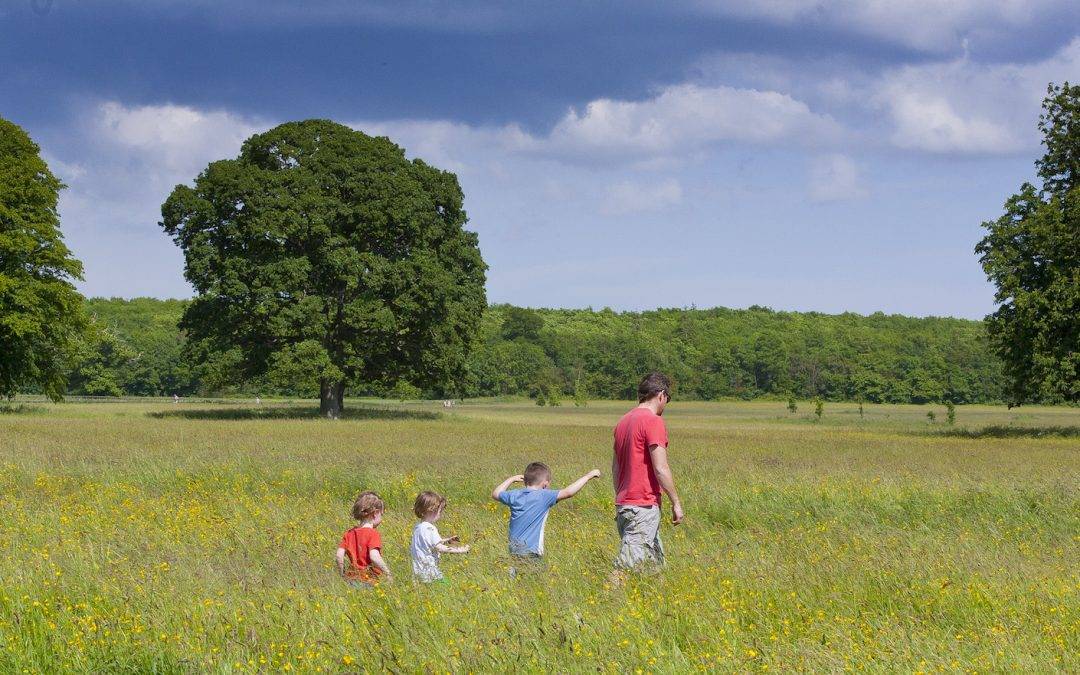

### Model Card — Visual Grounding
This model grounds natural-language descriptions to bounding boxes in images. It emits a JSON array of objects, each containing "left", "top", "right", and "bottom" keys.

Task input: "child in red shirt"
[{"left": 336, "top": 491, "right": 392, "bottom": 586}]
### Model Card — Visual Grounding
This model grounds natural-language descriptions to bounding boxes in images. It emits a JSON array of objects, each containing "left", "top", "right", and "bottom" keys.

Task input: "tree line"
[
  {"left": 4, "top": 83, "right": 1077, "bottom": 411},
  {"left": 64, "top": 298, "right": 1012, "bottom": 404}
]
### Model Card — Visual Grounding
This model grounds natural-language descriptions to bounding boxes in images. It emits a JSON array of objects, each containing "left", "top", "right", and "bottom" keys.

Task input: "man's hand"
[{"left": 671, "top": 500, "right": 685, "bottom": 525}]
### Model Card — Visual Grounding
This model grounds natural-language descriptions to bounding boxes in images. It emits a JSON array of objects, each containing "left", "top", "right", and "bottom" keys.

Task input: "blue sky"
[{"left": 3, "top": 1, "right": 1079, "bottom": 318}]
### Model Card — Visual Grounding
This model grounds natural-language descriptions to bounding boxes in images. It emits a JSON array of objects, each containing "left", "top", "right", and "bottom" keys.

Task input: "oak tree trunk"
[{"left": 320, "top": 379, "right": 345, "bottom": 419}]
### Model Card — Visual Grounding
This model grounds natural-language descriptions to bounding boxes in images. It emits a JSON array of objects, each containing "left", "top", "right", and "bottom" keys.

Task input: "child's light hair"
[
  {"left": 351, "top": 491, "right": 384, "bottom": 522},
  {"left": 413, "top": 491, "right": 447, "bottom": 518}
]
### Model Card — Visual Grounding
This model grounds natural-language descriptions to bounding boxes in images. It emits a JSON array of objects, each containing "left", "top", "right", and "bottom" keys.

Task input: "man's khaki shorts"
[{"left": 615, "top": 504, "right": 665, "bottom": 570}]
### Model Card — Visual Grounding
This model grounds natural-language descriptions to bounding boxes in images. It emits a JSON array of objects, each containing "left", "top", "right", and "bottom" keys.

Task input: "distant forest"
[{"left": 59, "top": 298, "right": 1012, "bottom": 404}]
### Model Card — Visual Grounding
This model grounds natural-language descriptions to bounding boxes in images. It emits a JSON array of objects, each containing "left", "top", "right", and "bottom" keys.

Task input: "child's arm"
[
  {"left": 369, "top": 548, "right": 392, "bottom": 581},
  {"left": 557, "top": 469, "right": 602, "bottom": 501},
  {"left": 335, "top": 547, "right": 347, "bottom": 576},
  {"left": 435, "top": 540, "right": 470, "bottom": 554},
  {"left": 490, "top": 474, "right": 524, "bottom": 501}
]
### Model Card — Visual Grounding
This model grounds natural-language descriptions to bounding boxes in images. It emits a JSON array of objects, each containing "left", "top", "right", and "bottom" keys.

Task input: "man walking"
[{"left": 612, "top": 372, "right": 683, "bottom": 572}]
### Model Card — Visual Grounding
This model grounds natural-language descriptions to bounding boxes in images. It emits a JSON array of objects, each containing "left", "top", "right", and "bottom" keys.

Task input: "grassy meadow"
[{"left": 1, "top": 398, "right": 1077, "bottom": 672}]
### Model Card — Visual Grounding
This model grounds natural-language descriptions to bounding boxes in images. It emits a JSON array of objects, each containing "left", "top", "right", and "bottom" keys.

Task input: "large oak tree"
[
  {"left": 0, "top": 117, "right": 88, "bottom": 401},
  {"left": 161, "top": 120, "right": 487, "bottom": 417}
]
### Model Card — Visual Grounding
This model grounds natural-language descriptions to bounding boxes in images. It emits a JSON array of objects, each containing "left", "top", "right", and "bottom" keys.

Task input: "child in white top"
[{"left": 410, "top": 491, "right": 469, "bottom": 583}]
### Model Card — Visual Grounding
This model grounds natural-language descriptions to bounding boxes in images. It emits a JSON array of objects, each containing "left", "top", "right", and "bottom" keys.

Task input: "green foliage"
[
  {"left": 0, "top": 117, "right": 89, "bottom": 401},
  {"left": 68, "top": 325, "right": 137, "bottom": 397},
  {"left": 82, "top": 298, "right": 195, "bottom": 395},
  {"left": 787, "top": 396, "right": 797, "bottom": 414},
  {"left": 926, "top": 410, "right": 936, "bottom": 424},
  {"left": 68, "top": 299, "right": 1012, "bottom": 404},
  {"left": 545, "top": 385, "right": 562, "bottom": 407},
  {"left": 945, "top": 401, "right": 956, "bottom": 426},
  {"left": 470, "top": 305, "right": 1004, "bottom": 404},
  {"left": 977, "top": 83, "right": 1080, "bottom": 405},
  {"left": 160, "top": 120, "right": 487, "bottom": 417},
  {"left": 391, "top": 380, "right": 422, "bottom": 402},
  {"left": 813, "top": 397, "right": 823, "bottom": 421},
  {"left": 573, "top": 378, "right": 589, "bottom": 407},
  {"left": 535, "top": 389, "right": 546, "bottom": 406},
  {"left": 500, "top": 306, "right": 544, "bottom": 342},
  {"left": 858, "top": 401, "right": 865, "bottom": 419},
  {"left": 1036, "top": 82, "right": 1080, "bottom": 199}
]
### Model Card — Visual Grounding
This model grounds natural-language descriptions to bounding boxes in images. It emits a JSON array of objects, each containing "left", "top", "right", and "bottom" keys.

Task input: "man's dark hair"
[
  {"left": 523, "top": 462, "right": 551, "bottom": 486},
  {"left": 637, "top": 372, "right": 672, "bottom": 403}
]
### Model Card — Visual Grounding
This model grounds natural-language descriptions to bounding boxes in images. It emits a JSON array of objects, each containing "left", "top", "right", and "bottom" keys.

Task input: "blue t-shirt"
[{"left": 498, "top": 488, "right": 560, "bottom": 556}]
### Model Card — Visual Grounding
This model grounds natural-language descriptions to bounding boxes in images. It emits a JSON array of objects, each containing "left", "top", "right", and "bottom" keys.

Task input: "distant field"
[{"left": 1, "top": 399, "right": 1077, "bottom": 672}]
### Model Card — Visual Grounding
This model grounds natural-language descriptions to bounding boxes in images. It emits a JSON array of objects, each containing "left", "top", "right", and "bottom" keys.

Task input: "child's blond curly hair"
[{"left": 351, "top": 491, "right": 384, "bottom": 522}]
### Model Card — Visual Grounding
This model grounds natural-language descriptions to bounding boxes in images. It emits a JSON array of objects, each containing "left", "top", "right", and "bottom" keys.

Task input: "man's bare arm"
[{"left": 648, "top": 444, "right": 684, "bottom": 524}]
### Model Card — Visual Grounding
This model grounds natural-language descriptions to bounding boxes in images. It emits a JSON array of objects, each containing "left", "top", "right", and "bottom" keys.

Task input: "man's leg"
[
  {"left": 650, "top": 527, "right": 665, "bottom": 566},
  {"left": 615, "top": 505, "right": 663, "bottom": 571}
]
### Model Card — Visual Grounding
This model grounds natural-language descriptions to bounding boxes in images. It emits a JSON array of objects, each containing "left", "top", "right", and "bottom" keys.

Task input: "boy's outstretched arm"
[
  {"left": 335, "top": 547, "right": 347, "bottom": 576},
  {"left": 557, "top": 469, "right": 602, "bottom": 501},
  {"left": 491, "top": 474, "right": 524, "bottom": 501}
]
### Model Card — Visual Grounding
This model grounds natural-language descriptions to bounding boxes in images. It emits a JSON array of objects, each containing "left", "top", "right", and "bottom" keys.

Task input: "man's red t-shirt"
[
  {"left": 613, "top": 407, "right": 669, "bottom": 507},
  {"left": 339, "top": 526, "right": 382, "bottom": 582}
]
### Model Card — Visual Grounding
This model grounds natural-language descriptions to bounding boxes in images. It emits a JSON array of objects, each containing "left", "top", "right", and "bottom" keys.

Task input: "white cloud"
[
  {"left": 808, "top": 154, "right": 865, "bottom": 202},
  {"left": 690, "top": 37, "right": 1080, "bottom": 156},
  {"left": 878, "top": 87, "right": 1019, "bottom": 154},
  {"left": 97, "top": 101, "right": 264, "bottom": 174},
  {"left": 545, "top": 84, "right": 842, "bottom": 160},
  {"left": 348, "top": 119, "right": 535, "bottom": 173},
  {"left": 696, "top": 0, "right": 1075, "bottom": 53},
  {"left": 599, "top": 178, "right": 683, "bottom": 216},
  {"left": 355, "top": 83, "right": 842, "bottom": 168},
  {"left": 873, "top": 37, "right": 1080, "bottom": 154},
  {"left": 45, "top": 102, "right": 270, "bottom": 297}
]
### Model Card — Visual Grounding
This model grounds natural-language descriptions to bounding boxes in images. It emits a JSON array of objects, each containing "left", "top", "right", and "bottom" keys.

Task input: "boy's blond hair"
[
  {"left": 413, "top": 491, "right": 447, "bottom": 518},
  {"left": 351, "top": 491, "right": 384, "bottom": 521}
]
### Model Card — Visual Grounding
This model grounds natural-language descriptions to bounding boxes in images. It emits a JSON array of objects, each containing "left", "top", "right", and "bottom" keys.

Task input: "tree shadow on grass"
[
  {"left": 934, "top": 425, "right": 1080, "bottom": 439},
  {"left": 147, "top": 405, "right": 441, "bottom": 422},
  {"left": 0, "top": 403, "right": 44, "bottom": 415}
]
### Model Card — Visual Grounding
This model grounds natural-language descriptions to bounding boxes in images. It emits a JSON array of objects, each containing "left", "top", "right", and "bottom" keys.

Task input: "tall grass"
[{"left": 0, "top": 400, "right": 1076, "bottom": 672}]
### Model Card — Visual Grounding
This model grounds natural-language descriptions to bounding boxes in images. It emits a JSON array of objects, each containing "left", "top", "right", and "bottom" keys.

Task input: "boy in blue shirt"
[{"left": 492, "top": 462, "right": 601, "bottom": 567}]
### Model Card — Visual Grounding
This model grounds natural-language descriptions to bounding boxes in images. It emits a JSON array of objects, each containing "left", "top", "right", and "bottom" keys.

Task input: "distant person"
[
  {"left": 172, "top": 394, "right": 179, "bottom": 403},
  {"left": 492, "top": 463, "right": 601, "bottom": 574},
  {"left": 410, "top": 491, "right": 469, "bottom": 584},
  {"left": 611, "top": 372, "right": 683, "bottom": 574},
  {"left": 336, "top": 491, "right": 391, "bottom": 587}
]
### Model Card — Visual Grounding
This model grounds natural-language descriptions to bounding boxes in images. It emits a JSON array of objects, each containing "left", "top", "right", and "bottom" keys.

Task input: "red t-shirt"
[
  {"left": 613, "top": 407, "right": 669, "bottom": 506},
  {"left": 339, "top": 526, "right": 382, "bottom": 582}
]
